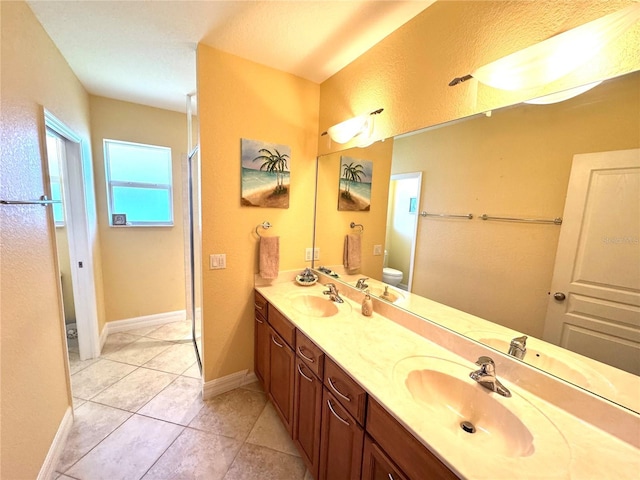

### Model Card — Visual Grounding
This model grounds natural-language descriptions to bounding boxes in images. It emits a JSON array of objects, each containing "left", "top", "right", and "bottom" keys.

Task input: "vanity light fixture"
[
  {"left": 322, "top": 108, "right": 384, "bottom": 145},
  {"left": 523, "top": 80, "right": 603, "bottom": 105},
  {"left": 449, "top": 4, "right": 640, "bottom": 92}
]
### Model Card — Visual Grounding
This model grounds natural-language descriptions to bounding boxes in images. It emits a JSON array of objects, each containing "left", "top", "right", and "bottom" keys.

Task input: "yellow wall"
[
  {"left": 318, "top": 0, "right": 640, "bottom": 154},
  {"left": 197, "top": 46, "right": 320, "bottom": 383},
  {"left": 89, "top": 96, "right": 187, "bottom": 322},
  {"left": 0, "top": 1, "right": 93, "bottom": 477},
  {"left": 392, "top": 72, "right": 640, "bottom": 337},
  {"left": 314, "top": 140, "right": 394, "bottom": 278}
]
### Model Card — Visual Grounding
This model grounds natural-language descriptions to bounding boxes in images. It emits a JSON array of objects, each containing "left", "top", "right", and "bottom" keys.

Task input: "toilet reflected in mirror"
[{"left": 382, "top": 250, "right": 403, "bottom": 287}]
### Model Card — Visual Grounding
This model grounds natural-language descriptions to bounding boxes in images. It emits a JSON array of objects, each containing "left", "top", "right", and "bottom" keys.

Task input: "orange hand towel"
[
  {"left": 343, "top": 234, "right": 361, "bottom": 272},
  {"left": 260, "top": 236, "right": 280, "bottom": 280}
]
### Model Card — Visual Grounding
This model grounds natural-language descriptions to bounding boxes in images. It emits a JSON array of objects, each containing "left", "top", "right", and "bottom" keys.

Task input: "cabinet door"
[
  {"left": 293, "top": 358, "right": 323, "bottom": 478},
  {"left": 362, "top": 435, "right": 408, "bottom": 480},
  {"left": 254, "top": 315, "right": 270, "bottom": 392},
  {"left": 319, "top": 389, "right": 364, "bottom": 480},
  {"left": 268, "top": 327, "right": 295, "bottom": 434}
]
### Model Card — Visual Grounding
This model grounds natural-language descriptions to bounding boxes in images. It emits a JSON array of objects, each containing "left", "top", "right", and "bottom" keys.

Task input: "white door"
[{"left": 543, "top": 149, "right": 640, "bottom": 375}]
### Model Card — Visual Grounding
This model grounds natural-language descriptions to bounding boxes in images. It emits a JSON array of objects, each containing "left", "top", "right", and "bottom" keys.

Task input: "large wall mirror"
[{"left": 313, "top": 70, "right": 640, "bottom": 413}]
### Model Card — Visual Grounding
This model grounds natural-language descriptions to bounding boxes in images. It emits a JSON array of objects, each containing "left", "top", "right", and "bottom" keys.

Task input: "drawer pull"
[
  {"left": 297, "top": 346, "right": 315, "bottom": 363},
  {"left": 254, "top": 303, "right": 264, "bottom": 310},
  {"left": 327, "top": 399, "right": 350, "bottom": 426},
  {"left": 388, "top": 474, "right": 395, "bottom": 480},
  {"left": 328, "top": 376, "right": 351, "bottom": 402},
  {"left": 256, "top": 317, "right": 264, "bottom": 324},
  {"left": 271, "top": 335, "right": 284, "bottom": 348},
  {"left": 297, "top": 363, "right": 314, "bottom": 382}
]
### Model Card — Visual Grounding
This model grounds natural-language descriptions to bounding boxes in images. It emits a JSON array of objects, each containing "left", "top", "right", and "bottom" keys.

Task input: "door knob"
[{"left": 553, "top": 292, "right": 566, "bottom": 301}]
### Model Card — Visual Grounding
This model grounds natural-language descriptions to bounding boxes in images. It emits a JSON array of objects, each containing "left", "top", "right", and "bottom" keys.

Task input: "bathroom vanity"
[{"left": 255, "top": 272, "right": 640, "bottom": 480}]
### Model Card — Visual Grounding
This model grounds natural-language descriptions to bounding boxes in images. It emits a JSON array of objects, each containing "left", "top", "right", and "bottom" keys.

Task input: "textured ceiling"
[{"left": 26, "top": 1, "right": 434, "bottom": 113}]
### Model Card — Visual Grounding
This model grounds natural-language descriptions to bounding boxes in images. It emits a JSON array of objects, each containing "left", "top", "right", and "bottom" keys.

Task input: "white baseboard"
[
  {"left": 202, "top": 370, "right": 258, "bottom": 400},
  {"left": 104, "top": 310, "right": 187, "bottom": 336},
  {"left": 38, "top": 406, "right": 73, "bottom": 480}
]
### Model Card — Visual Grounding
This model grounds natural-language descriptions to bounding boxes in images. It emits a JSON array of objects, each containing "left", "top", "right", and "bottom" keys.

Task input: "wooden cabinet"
[
  {"left": 268, "top": 327, "right": 295, "bottom": 434},
  {"left": 366, "top": 398, "right": 458, "bottom": 480},
  {"left": 254, "top": 292, "right": 270, "bottom": 391},
  {"left": 319, "top": 388, "right": 364, "bottom": 480},
  {"left": 324, "top": 356, "right": 367, "bottom": 425},
  {"left": 293, "top": 357, "right": 323, "bottom": 478},
  {"left": 254, "top": 290, "right": 457, "bottom": 480},
  {"left": 362, "top": 435, "right": 408, "bottom": 480}
]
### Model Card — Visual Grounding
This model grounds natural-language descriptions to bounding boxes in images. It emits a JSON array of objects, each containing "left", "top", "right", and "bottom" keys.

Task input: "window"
[
  {"left": 104, "top": 139, "right": 173, "bottom": 226},
  {"left": 45, "top": 129, "right": 65, "bottom": 226}
]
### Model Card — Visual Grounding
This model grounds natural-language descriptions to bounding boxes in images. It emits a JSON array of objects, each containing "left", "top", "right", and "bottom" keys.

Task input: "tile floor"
[{"left": 58, "top": 321, "right": 311, "bottom": 480}]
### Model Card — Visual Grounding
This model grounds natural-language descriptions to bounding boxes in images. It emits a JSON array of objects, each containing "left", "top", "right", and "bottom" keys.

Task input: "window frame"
[{"left": 103, "top": 139, "right": 174, "bottom": 227}]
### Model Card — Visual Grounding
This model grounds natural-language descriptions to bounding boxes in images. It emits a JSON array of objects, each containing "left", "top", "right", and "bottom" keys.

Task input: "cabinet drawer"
[
  {"left": 362, "top": 435, "right": 408, "bottom": 480},
  {"left": 254, "top": 291, "right": 268, "bottom": 322},
  {"left": 366, "top": 398, "right": 458, "bottom": 480},
  {"left": 268, "top": 303, "right": 296, "bottom": 348},
  {"left": 296, "top": 330, "right": 324, "bottom": 379},
  {"left": 324, "top": 357, "right": 367, "bottom": 425}
]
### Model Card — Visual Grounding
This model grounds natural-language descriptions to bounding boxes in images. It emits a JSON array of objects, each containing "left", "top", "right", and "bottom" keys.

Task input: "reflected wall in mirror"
[{"left": 313, "top": 71, "right": 640, "bottom": 413}]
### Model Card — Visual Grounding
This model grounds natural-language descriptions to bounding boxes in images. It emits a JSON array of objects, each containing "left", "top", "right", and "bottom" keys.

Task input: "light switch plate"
[
  {"left": 373, "top": 245, "right": 383, "bottom": 256},
  {"left": 209, "top": 254, "right": 226, "bottom": 269},
  {"left": 305, "top": 248, "right": 313, "bottom": 261},
  {"left": 314, "top": 248, "right": 320, "bottom": 260}
]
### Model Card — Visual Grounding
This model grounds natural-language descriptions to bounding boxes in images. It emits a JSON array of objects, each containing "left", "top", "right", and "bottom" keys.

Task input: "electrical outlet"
[
  {"left": 209, "top": 254, "right": 226, "bottom": 269},
  {"left": 313, "top": 247, "right": 320, "bottom": 260},
  {"left": 305, "top": 248, "right": 313, "bottom": 261},
  {"left": 373, "top": 245, "right": 383, "bottom": 256}
]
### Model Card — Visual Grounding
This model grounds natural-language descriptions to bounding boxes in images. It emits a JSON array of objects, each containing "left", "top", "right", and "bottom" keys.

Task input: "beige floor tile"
[
  {"left": 189, "top": 388, "right": 266, "bottom": 440},
  {"left": 72, "top": 397, "right": 86, "bottom": 409},
  {"left": 67, "top": 350, "right": 100, "bottom": 375},
  {"left": 138, "top": 376, "right": 204, "bottom": 425},
  {"left": 103, "top": 337, "right": 173, "bottom": 366},
  {"left": 65, "top": 414, "right": 183, "bottom": 480},
  {"left": 54, "top": 474, "right": 76, "bottom": 480},
  {"left": 125, "top": 324, "right": 166, "bottom": 336},
  {"left": 223, "top": 443, "right": 307, "bottom": 480},
  {"left": 182, "top": 362, "right": 201, "bottom": 379},
  {"left": 142, "top": 427, "right": 242, "bottom": 480},
  {"left": 145, "top": 320, "right": 192, "bottom": 342},
  {"left": 143, "top": 343, "right": 197, "bottom": 375},
  {"left": 241, "top": 380, "right": 264, "bottom": 393},
  {"left": 246, "top": 402, "right": 299, "bottom": 456},
  {"left": 57, "top": 402, "right": 132, "bottom": 472},
  {"left": 71, "top": 359, "right": 137, "bottom": 400},
  {"left": 91, "top": 367, "right": 176, "bottom": 412},
  {"left": 101, "top": 332, "right": 143, "bottom": 355}
]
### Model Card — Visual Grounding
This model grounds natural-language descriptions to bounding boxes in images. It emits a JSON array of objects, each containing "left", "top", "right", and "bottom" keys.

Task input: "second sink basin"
[
  {"left": 392, "top": 355, "right": 569, "bottom": 472},
  {"left": 289, "top": 293, "right": 351, "bottom": 317}
]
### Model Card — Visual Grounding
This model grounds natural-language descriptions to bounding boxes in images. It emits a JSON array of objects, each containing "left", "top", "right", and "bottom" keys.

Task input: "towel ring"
[
  {"left": 256, "top": 221, "right": 272, "bottom": 237},
  {"left": 350, "top": 222, "right": 364, "bottom": 233}
]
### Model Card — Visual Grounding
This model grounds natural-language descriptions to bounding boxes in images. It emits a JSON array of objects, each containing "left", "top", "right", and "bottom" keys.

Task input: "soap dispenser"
[{"left": 362, "top": 290, "right": 373, "bottom": 316}]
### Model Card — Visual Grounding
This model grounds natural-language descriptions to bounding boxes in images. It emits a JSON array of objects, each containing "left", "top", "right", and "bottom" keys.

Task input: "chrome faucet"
[
  {"left": 470, "top": 356, "right": 512, "bottom": 397},
  {"left": 355, "top": 277, "right": 369, "bottom": 290},
  {"left": 323, "top": 283, "right": 344, "bottom": 303},
  {"left": 508, "top": 335, "right": 528, "bottom": 360}
]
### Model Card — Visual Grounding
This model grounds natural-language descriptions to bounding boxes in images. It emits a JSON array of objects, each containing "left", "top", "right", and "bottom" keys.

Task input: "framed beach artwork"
[
  {"left": 338, "top": 156, "right": 372, "bottom": 211},
  {"left": 241, "top": 138, "right": 290, "bottom": 208}
]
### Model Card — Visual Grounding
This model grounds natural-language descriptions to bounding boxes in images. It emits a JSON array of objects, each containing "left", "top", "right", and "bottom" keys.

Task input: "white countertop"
[{"left": 256, "top": 274, "right": 640, "bottom": 479}]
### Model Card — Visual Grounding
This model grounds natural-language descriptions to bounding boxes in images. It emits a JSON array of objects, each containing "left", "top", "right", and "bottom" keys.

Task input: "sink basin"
[
  {"left": 392, "top": 355, "right": 569, "bottom": 471},
  {"left": 289, "top": 294, "right": 351, "bottom": 317},
  {"left": 368, "top": 286, "right": 405, "bottom": 303},
  {"left": 401, "top": 358, "right": 533, "bottom": 457}
]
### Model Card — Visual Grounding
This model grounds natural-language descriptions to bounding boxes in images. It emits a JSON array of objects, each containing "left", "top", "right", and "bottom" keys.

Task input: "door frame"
[
  {"left": 45, "top": 109, "right": 100, "bottom": 360},
  {"left": 389, "top": 171, "right": 422, "bottom": 291}
]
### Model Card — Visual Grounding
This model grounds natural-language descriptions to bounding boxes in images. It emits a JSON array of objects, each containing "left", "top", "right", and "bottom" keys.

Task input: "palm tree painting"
[
  {"left": 241, "top": 138, "right": 291, "bottom": 208},
  {"left": 338, "top": 156, "right": 372, "bottom": 211}
]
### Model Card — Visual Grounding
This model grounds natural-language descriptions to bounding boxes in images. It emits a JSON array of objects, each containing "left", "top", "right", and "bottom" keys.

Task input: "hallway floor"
[{"left": 57, "top": 321, "right": 311, "bottom": 480}]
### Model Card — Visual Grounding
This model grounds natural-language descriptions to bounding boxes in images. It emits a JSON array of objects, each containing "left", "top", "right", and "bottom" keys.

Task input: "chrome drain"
[{"left": 460, "top": 421, "right": 476, "bottom": 434}]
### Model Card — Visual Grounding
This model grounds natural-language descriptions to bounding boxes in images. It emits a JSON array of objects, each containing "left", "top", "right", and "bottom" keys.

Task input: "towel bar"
[
  {"left": 256, "top": 221, "right": 272, "bottom": 237},
  {"left": 350, "top": 222, "right": 364, "bottom": 232}
]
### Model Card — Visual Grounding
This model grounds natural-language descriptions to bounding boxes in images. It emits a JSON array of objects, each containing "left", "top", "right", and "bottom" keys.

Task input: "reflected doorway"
[{"left": 385, "top": 172, "right": 422, "bottom": 291}]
